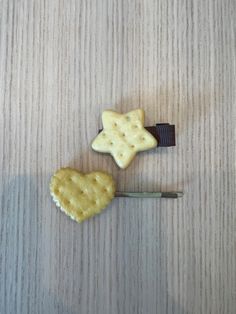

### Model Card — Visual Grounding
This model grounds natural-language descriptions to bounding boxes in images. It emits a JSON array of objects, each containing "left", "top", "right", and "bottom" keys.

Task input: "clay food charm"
[
  {"left": 91, "top": 109, "right": 157, "bottom": 169},
  {"left": 50, "top": 168, "right": 116, "bottom": 223}
]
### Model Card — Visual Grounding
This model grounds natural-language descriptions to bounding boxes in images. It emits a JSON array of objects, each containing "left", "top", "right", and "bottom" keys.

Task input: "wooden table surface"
[{"left": 1, "top": 1, "right": 235, "bottom": 313}]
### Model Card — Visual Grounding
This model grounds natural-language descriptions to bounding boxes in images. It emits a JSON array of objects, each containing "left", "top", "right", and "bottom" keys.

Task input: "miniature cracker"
[
  {"left": 50, "top": 168, "right": 116, "bottom": 223},
  {"left": 91, "top": 109, "right": 158, "bottom": 169}
]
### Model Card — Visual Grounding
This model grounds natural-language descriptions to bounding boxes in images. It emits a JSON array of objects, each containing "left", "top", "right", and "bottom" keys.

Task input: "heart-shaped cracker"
[{"left": 50, "top": 168, "right": 116, "bottom": 223}]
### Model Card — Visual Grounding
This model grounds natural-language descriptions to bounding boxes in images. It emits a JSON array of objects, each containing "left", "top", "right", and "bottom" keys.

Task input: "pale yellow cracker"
[
  {"left": 50, "top": 168, "right": 116, "bottom": 223},
  {"left": 91, "top": 109, "right": 158, "bottom": 169}
]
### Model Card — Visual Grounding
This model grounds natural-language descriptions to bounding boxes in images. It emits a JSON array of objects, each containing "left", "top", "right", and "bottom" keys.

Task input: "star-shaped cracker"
[{"left": 91, "top": 109, "right": 158, "bottom": 169}]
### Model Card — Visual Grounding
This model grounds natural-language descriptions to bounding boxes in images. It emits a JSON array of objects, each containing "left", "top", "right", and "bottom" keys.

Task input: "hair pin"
[{"left": 50, "top": 168, "right": 183, "bottom": 223}]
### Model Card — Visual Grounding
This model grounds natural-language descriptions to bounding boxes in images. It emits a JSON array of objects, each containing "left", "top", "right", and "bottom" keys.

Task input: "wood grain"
[{"left": 0, "top": 0, "right": 235, "bottom": 313}]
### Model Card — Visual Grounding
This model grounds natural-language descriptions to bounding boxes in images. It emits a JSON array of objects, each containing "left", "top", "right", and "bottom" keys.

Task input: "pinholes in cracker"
[
  {"left": 50, "top": 168, "right": 116, "bottom": 223},
  {"left": 91, "top": 109, "right": 157, "bottom": 169}
]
